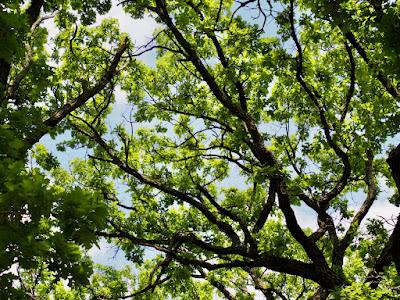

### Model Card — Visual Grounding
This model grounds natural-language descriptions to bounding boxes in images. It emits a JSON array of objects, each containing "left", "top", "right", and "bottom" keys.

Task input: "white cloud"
[{"left": 100, "top": 4, "right": 159, "bottom": 48}]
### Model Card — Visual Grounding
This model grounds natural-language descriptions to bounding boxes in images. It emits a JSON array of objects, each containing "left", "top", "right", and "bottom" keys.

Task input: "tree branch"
[
  {"left": 344, "top": 31, "right": 399, "bottom": 99},
  {"left": 26, "top": 38, "right": 129, "bottom": 145}
]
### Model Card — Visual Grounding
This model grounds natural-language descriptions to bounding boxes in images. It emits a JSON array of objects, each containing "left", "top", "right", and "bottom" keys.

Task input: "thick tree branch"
[
  {"left": 276, "top": 181, "right": 339, "bottom": 285},
  {"left": 97, "top": 219, "right": 340, "bottom": 288},
  {"left": 26, "top": 38, "right": 129, "bottom": 145},
  {"left": 253, "top": 180, "right": 275, "bottom": 233},
  {"left": 340, "top": 42, "right": 356, "bottom": 123}
]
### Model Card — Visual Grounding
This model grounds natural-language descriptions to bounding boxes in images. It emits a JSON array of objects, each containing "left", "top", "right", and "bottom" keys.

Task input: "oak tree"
[{"left": 1, "top": 0, "right": 400, "bottom": 299}]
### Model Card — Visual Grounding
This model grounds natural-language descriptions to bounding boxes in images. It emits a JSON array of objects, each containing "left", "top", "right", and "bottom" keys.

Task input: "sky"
[{"left": 38, "top": 0, "right": 400, "bottom": 296}]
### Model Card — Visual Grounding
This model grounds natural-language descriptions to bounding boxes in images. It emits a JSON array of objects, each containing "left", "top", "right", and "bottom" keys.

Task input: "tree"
[
  {"left": 0, "top": 0, "right": 129, "bottom": 298},
  {"left": 1, "top": 0, "right": 400, "bottom": 299}
]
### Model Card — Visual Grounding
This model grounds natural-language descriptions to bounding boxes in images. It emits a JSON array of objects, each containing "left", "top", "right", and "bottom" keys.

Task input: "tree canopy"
[{"left": 1, "top": 0, "right": 400, "bottom": 299}]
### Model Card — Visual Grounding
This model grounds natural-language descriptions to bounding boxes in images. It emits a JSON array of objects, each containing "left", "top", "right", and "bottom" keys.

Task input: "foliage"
[
  {"left": 0, "top": 0, "right": 128, "bottom": 298},
  {"left": 1, "top": 0, "right": 400, "bottom": 299}
]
